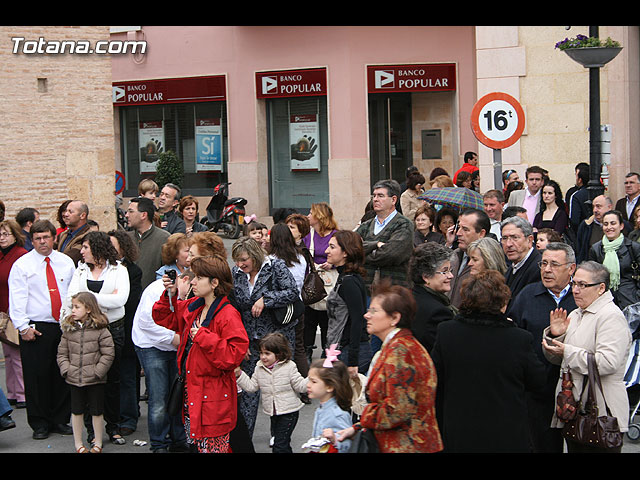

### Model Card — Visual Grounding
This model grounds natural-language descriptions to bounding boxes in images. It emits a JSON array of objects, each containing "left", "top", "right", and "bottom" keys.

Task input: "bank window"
[
  {"left": 266, "top": 96, "right": 329, "bottom": 213},
  {"left": 119, "top": 101, "right": 228, "bottom": 196}
]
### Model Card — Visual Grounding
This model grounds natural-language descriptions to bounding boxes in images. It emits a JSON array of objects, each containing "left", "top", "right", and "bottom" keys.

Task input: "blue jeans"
[
  {"left": 0, "top": 387, "right": 12, "bottom": 417},
  {"left": 270, "top": 410, "right": 299, "bottom": 453},
  {"left": 338, "top": 341, "right": 373, "bottom": 374},
  {"left": 135, "top": 347, "right": 186, "bottom": 451}
]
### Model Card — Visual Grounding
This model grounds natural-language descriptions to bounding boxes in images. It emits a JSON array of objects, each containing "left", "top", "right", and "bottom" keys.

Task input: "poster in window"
[
  {"left": 196, "top": 118, "right": 223, "bottom": 172},
  {"left": 289, "top": 114, "right": 320, "bottom": 171},
  {"left": 139, "top": 121, "right": 165, "bottom": 173}
]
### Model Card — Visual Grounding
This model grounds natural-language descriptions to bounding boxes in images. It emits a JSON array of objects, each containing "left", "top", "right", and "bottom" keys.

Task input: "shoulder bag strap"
[{"left": 587, "top": 352, "right": 614, "bottom": 416}]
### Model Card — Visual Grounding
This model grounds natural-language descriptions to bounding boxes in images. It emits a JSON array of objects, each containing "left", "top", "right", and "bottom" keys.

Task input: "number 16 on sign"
[{"left": 470, "top": 92, "right": 525, "bottom": 189}]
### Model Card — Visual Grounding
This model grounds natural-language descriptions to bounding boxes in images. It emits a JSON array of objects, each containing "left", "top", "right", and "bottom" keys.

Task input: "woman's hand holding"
[
  {"left": 190, "top": 317, "right": 201, "bottom": 340},
  {"left": 251, "top": 297, "right": 264, "bottom": 317},
  {"left": 549, "top": 308, "right": 570, "bottom": 337},
  {"left": 541, "top": 337, "right": 565, "bottom": 357},
  {"left": 162, "top": 274, "right": 178, "bottom": 297}
]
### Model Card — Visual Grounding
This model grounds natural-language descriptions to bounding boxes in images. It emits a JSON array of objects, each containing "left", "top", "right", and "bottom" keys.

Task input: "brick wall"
[{"left": 0, "top": 26, "right": 116, "bottom": 230}]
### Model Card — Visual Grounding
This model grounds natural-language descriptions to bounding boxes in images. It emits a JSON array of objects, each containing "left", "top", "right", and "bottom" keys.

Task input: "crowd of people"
[{"left": 0, "top": 156, "right": 639, "bottom": 454}]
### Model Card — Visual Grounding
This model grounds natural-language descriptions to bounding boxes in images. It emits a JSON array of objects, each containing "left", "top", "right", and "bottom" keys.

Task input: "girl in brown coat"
[{"left": 57, "top": 292, "right": 115, "bottom": 453}]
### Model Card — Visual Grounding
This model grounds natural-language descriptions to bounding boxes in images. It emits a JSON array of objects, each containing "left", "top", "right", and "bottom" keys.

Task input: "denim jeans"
[
  {"left": 135, "top": 346, "right": 186, "bottom": 451},
  {"left": 338, "top": 341, "right": 373, "bottom": 374},
  {"left": 270, "top": 410, "right": 299, "bottom": 453},
  {"left": 0, "top": 387, "right": 12, "bottom": 417}
]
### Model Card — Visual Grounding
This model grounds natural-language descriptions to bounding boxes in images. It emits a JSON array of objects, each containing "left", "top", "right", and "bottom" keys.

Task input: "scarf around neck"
[{"left": 602, "top": 234, "right": 624, "bottom": 290}]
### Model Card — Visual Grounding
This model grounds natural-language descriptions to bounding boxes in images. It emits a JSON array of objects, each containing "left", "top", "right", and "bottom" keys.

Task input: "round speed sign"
[{"left": 471, "top": 92, "right": 525, "bottom": 150}]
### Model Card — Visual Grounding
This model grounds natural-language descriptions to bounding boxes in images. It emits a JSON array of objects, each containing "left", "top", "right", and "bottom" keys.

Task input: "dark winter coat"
[
  {"left": 430, "top": 311, "right": 546, "bottom": 453},
  {"left": 411, "top": 284, "right": 456, "bottom": 353}
]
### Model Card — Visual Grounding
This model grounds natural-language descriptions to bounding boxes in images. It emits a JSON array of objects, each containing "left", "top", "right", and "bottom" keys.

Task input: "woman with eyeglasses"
[
  {"left": 408, "top": 242, "right": 457, "bottom": 353},
  {"left": 542, "top": 261, "right": 632, "bottom": 453},
  {"left": 588, "top": 209, "right": 640, "bottom": 310}
]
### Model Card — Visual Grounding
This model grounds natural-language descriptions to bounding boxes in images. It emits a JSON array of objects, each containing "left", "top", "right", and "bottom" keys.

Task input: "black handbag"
[
  {"left": 348, "top": 427, "right": 379, "bottom": 453},
  {"left": 271, "top": 297, "right": 305, "bottom": 326},
  {"left": 167, "top": 372, "right": 185, "bottom": 417},
  {"left": 301, "top": 260, "right": 328, "bottom": 306},
  {"left": 562, "top": 352, "right": 623, "bottom": 449}
]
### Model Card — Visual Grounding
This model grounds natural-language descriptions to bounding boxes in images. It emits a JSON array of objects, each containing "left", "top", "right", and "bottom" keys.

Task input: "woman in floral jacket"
[
  {"left": 231, "top": 237, "right": 299, "bottom": 437},
  {"left": 337, "top": 281, "right": 443, "bottom": 453}
]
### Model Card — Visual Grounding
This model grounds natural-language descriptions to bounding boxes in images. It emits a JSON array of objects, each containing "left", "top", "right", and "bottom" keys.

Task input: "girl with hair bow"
[{"left": 305, "top": 346, "right": 354, "bottom": 453}]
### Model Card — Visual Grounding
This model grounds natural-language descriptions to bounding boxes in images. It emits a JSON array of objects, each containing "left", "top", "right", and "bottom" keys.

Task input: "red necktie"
[{"left": 45, "top": 257, "right": 62, "bottom": 321}]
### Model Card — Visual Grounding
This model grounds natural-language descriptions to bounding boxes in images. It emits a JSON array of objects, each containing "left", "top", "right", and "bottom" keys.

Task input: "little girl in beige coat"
[
  {"left": 235, "top": 332, "right": 307, "bottom": 453},
  {"left": 57, "top": 292, "right": 114, "bottom": 453}
]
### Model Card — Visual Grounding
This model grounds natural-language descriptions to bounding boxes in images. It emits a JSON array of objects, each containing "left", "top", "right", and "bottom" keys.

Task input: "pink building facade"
[{"left": 110, "top": 26, "right": 480, "bottom": 228}]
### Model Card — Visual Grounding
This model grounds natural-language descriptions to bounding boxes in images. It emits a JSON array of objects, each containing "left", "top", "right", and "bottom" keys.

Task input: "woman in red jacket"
[{"left": 153, "top": 255, "right": 249, "bottom": 453}]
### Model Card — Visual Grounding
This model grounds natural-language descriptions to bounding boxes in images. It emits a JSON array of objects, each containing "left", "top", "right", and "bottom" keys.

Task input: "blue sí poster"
[{"left": 196, "top": 118, "right": 223, "bottom": 172}]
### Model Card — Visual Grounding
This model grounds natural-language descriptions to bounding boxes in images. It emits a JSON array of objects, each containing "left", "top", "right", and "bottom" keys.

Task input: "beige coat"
[
  {"left": 543, "top": 290, "right": 631, "bottom": 432},
  {"left": 57, "top": 317, "right": 115, "bottom": 387},
  {"left": 236, "top": 359, "right": 307, "bottom": 416},
  {"left": 400, "top": 188, "right": 423, "bottom": 222}
]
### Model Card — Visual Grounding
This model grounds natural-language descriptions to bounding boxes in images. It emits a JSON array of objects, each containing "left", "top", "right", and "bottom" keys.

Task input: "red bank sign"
[
  {"left": 367, "top": 64, "right": 456, "bottom": 93},
  {"left": 256, "top": 68, "right": 327, "bottom": 99},
  {"left": 112, "top": 75, "right": 226, "bottom": 106}
]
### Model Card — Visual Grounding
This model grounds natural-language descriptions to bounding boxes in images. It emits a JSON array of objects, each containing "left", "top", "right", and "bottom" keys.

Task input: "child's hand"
[
  {"left": 234, "top": 367, "right": 242, "bottom": 377},
  {"left": 321, "top": 428, "right": 336, "bottom": 445}
]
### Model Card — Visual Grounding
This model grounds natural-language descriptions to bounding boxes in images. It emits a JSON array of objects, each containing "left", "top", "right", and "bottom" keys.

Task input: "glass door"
[{"left": 368, "top": 93, "right": 412, "bottom": 187}]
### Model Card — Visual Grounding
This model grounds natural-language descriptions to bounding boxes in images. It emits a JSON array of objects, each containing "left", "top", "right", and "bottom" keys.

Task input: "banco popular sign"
[
  {"left": 367, "top": 64, "right": 456, "bottom": 93},
  {"left": 256, "top": 68, "right": 327, "bottom": 99}
]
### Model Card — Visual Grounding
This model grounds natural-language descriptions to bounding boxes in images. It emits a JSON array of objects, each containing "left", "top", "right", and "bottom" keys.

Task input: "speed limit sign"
[{"left": 471, "top": 92, "right": 525, "bottom": 150}]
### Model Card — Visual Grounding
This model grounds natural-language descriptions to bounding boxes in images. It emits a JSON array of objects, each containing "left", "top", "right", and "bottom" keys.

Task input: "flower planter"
[{"left": 564, "top": 46, "right": 622, "bottom": 68}]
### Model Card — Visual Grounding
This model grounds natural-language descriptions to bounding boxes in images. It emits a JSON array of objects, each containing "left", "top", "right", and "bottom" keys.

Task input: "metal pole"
[
  {"left": 587, "top": 25, "right": 605, "bottom": 204},
  {"left": 493, "top": 149, "right": 502, "bottom": 191}
]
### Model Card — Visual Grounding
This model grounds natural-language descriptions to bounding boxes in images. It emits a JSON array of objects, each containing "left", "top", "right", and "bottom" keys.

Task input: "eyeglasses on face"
[{"left": 569, "top": 281, "right": 601, "bottom": 290}]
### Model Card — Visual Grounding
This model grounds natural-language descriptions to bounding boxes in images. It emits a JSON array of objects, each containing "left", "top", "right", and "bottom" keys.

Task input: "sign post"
[{"left": 470, "top": 92, "right": 525, "bottom": 189}]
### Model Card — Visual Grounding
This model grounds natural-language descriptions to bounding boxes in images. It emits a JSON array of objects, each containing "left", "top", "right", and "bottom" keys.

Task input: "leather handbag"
[
  {"left": 556, "top": 367, "right": 578, "bottom": 422},
  {"left": 167, "top": 372, "right": 185, "bottom": 417},
  {"left": 562, "top": 352, "right": 623, "bottom": 449},
  {"left": 348, "top": 427, "right": 379, "bottom": 453},
  {"left": 301, "top": 258, "right": 327, "bottom": 306},
  {"left": 271, "top": 297, "right": 305, "bottom": 326}
]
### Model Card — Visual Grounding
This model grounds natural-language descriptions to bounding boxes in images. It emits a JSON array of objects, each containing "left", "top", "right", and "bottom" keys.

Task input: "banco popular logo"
[
  {"left": 112, "top": 86, "right": 126, "bottom": 103},
  {"left": 374, "top": 70, "right": 395, "bottom": 89},
  {"left": 262, "top": 76, "right": 278, "bottom": 95}
]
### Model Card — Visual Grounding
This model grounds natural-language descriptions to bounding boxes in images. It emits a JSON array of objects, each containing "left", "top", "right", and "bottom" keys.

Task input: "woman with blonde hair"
[
  {"left": 466, "top": 237, "right": 508, "bottom": 276},
  {"left": 155, "top": 233, "right": 191, "bottom": 281}
]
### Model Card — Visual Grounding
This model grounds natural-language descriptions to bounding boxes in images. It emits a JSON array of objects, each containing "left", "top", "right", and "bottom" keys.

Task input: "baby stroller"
[{"left": 622, "top": 302, "right": 640, "bottom": 441}]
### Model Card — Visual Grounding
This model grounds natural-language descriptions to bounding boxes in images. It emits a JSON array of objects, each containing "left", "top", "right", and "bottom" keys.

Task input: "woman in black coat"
[
  {"left": 588, "top": 209, "right": 640, "bottom": 310},
  {"left": 408, "top": 242, "right": 456, "bottom": 353},
  {"left": 430, "top": 270, "right": 546, "bottom": 453}
]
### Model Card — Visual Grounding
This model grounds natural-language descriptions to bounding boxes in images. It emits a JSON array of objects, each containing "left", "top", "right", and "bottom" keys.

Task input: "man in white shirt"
[
  {"left": 132, "top": 270, "right": 190, "bottom": 453},
  {"left": 8, "top": 220, "right": 76, "bottom": 440},
  {"left": 483, "top": 189, "right": 505, "bottom": 240},
  {"left": 615, "top": 172, "right": 640, "bottom": 223},
  {"left": 507, "top": 165, "right": 547, "bottom": 224}
]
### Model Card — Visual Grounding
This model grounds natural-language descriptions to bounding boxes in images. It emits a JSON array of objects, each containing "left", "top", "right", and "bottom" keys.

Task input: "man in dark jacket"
[
  {"left": 56, "top": 200, "right": 91, "bottom": 266},
  {"left": 508, "top": 242, "right": 577, "bottom": 453},
  {"left": 157, "top": 183, "right": 186, "bottom": 234},
  {"left": 356, "top": 179, "right": 414, "bottom": 289},
  {"left": 501, "top": 215, "right": 542, "bottom": 309}
]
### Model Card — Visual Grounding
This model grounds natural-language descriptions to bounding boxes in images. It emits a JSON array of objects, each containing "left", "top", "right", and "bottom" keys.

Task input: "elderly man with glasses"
[
  {"left": 508, "top": 242, "right": 578, "bottom": 453},
  {"left": 501, "top": 216, "right": 543, "bottom": 308}
]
